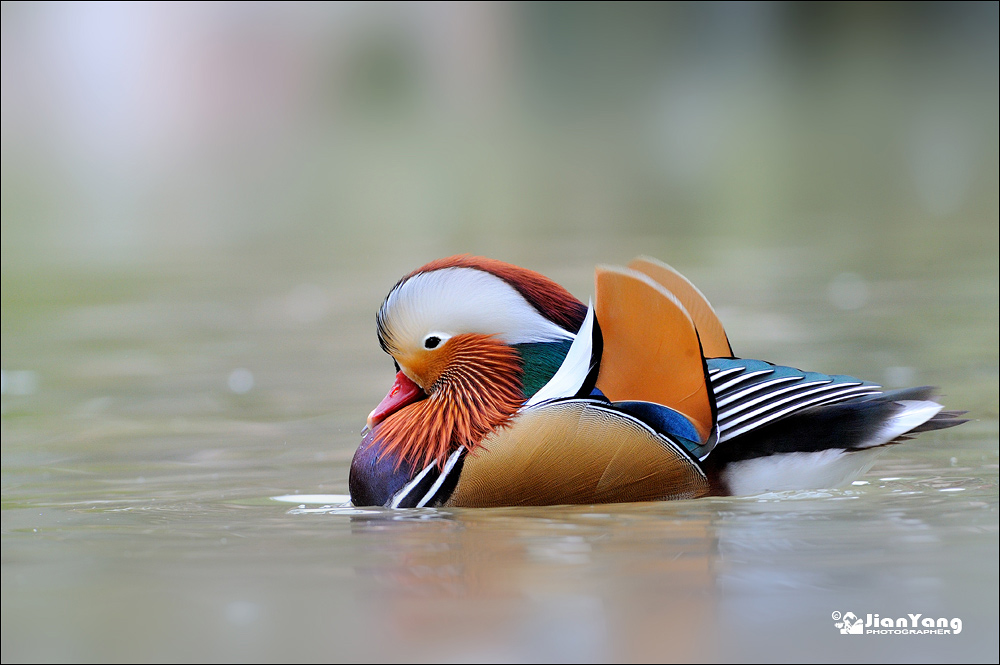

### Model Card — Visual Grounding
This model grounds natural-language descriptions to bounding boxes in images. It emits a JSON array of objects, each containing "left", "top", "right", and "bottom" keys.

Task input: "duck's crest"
[{"left": 403, "top": 255, "right": 588, "bottom": 334}]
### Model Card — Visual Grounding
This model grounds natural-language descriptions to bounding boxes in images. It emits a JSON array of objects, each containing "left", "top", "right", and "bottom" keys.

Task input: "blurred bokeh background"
[
  {"left": 3, "top": 2, "right": 997, "bottom": 272},
  {"left": 2, "top": 2, "right": 997, "bottom": 663}
]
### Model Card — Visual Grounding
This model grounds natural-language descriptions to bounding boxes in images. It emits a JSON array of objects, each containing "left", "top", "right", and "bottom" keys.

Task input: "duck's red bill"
[{"left": 367, "top": 371, "right": 425, "bottom": 427}]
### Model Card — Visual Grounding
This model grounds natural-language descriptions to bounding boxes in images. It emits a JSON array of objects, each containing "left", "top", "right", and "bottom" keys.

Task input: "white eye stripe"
[{"left": 379, "top": 268, "right": 574, "bottom": 351}]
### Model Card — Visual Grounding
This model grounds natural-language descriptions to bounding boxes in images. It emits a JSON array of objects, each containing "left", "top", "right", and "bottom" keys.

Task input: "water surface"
[{"left": 2, "top": 242, "right": 996, "bottom": 662}]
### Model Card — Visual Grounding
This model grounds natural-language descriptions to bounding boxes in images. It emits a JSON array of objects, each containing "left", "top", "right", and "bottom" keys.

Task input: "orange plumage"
[{"left": 375, "top": 334, "right": 525, "bottom": 470}]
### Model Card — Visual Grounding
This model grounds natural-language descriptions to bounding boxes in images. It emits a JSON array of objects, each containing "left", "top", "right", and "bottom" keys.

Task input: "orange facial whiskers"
[{"left": 376, "top": 335, "right": 524, "bottom": 470}]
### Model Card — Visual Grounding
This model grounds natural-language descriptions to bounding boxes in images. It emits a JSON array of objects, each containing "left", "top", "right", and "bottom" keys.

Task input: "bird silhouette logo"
[{"left": 834, "top": 611, "right": 864, "bottom": 634}]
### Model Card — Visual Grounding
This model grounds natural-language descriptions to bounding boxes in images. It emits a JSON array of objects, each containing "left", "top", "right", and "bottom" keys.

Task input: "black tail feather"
[
  {"left": 871, "top": 386, "right": 939, "bottom": 402},
  {"left": 704, "top": 389, "right": 966, "bottom": 469},
  {"left": 909, "top": 410, "right": 969, "bottom": 433}
]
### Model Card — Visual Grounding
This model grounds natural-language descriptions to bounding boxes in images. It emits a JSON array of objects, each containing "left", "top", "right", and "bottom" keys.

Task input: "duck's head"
[{"left": 363, "top": 255, "right": 588, "bottom": 471}]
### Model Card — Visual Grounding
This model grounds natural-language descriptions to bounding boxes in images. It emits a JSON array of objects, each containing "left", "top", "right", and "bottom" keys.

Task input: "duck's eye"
[{"left": 424, "top": 336, "right": 442, "bottom": 350}]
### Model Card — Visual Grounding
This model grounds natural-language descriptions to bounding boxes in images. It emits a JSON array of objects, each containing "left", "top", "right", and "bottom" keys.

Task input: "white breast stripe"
[
  {"left": 389, "top": 462, "right": 436, "bottom": 509},
  {"left": 415, "top": 449, "right": 464, "bottom": 508}
]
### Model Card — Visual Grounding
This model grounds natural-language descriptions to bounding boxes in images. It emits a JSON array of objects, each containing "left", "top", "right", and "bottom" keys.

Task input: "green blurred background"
[
  {"left": 3, "top": 0, "right": 996, "bottom": 422},
  {"left": 3, "top": 2, "right": 997, "bottom": 274}
]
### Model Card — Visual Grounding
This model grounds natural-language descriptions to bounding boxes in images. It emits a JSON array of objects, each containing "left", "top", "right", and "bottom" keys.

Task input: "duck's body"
[{"left": 349, "top": 256, "right": 965, "bottom": 508}]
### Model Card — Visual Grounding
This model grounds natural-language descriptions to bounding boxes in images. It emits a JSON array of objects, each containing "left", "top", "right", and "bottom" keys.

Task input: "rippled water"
[{"left": 2, "top": 241, "right": 997, "bottom": 662}]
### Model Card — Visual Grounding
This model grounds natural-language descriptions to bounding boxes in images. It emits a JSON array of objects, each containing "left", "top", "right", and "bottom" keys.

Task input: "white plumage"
[{"left": 379, "top": 267, "right": 574, "bottom": 352}]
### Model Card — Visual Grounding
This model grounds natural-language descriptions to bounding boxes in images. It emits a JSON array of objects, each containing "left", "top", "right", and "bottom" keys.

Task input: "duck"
[{"left": 349, "top": 255, "right": 965, "bottom": 508}]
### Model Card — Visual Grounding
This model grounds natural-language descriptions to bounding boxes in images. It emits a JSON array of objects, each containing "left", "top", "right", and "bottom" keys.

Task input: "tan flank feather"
[{"left": 446, "top": 401, "right": 709, "bottom": 507}]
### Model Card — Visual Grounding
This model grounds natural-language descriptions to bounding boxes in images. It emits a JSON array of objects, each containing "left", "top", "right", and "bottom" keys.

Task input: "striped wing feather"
[
  {"left": 445, "top": 401, "right": 709, "bottom": 507},
  {"left": 627, "top": 256, "right": 734, "bottom": 359},
  {"left": 593, "top": 266, "right": 715, "bottom": 442},
  {"left": 706, "top": 358, "right": 883, "bottom": 440}
]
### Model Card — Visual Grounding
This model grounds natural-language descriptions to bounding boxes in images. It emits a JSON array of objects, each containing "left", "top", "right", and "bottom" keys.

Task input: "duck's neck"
[{"left": 514, "top": 340, "right": 574, "bottom": 400}]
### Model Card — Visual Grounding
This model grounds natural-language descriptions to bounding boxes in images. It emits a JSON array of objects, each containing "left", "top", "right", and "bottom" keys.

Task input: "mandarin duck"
[{"left": 349, "top": 255, "right": 965, "bottom": 508}]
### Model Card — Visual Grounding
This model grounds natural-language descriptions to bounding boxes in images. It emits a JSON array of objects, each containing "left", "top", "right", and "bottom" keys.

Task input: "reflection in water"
[
  {"left": 344, "top": 505, "right": 716, "bottom": 662},
  {"left": 278, "top": 475, "right": 993, "bottom": 663}
]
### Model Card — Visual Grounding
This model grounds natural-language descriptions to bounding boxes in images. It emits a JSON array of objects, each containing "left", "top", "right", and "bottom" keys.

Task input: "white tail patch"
[
  {"left": 866, "top": 400, "right": 943, "bottom": 447},
  {"left": 723, "top": 449, "right": 883, "bottom": 496},
  {"left": 721, "top": 399, "right": 946, "bottom": 495}
]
